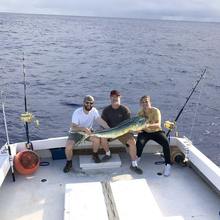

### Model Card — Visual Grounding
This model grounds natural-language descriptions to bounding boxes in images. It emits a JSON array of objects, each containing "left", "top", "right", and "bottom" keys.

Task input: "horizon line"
[{"left": 0, "top": 11, "right": 220, "bottom": 24}]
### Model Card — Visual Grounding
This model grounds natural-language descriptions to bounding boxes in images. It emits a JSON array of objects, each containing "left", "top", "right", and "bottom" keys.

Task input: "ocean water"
[{"left": 0, "top": 13, "right": 219, "bottom": 166}]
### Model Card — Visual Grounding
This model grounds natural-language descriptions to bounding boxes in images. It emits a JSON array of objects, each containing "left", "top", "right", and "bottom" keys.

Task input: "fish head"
[{"left": 131, "top": 116, "right": 147, "bottom": 131}]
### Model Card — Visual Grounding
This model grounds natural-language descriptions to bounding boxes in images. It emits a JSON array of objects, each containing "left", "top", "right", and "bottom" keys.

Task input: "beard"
[{"left": 84, "top": 105, "right": 93, "bottom": 111}]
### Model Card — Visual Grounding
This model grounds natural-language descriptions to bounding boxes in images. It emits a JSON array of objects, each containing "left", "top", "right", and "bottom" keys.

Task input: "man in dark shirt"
[{"left": 101, "top": 90, "right": 143, "bottom": 174}]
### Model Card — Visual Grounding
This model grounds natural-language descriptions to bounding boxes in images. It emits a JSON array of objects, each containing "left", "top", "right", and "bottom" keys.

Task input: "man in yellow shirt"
[{"left": 137, "top": 95, "right": 171, "bottom": 176}]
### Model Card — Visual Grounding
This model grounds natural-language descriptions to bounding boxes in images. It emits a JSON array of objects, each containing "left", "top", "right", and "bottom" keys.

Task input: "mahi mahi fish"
[{"left": 74, "top": 116, "right": 147, "bottom": 145}]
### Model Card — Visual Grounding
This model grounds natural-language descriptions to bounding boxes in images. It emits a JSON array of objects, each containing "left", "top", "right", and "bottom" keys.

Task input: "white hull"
[
  {"left": 1, "top": 136, "right": 219, "bottom": 192},
  {"left": 0, "top": 136, "right": 219, "bottom": 220}
]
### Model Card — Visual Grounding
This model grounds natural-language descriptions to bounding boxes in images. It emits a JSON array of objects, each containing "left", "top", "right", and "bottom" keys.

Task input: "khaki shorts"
[{"left": 112, "top": 133, "right": 134, "bottom": 146}]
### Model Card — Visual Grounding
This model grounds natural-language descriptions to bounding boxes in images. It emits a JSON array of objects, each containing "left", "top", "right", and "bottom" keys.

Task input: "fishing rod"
[
  {"left": 22, "top": 54, "right": 33, "bottom": 150},
  {"left": 1, "top": 91, "right": 16, "bottom": 182},
  {"left": 20, "top": 53, "right": 39, "bottom": 150},
  {"left": 165, "top": 68, "right": 207, "bottom": 137}
]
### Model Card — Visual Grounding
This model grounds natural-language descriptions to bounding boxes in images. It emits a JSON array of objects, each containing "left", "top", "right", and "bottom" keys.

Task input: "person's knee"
[
  {"left": 65, "top": 140, "right": 74, "bottom": 150},
  {"left": 65, "top": 146, "right": 73, "bottom": 153},
  {"left": 91, "top": 137, "right": 100, "bottom": 145},
  {"left": 127, "top": 138, "right": 136, "bottom": 148},
  {"left": 101, "top": 138, "right": 108, "bottom": 144},
  {"left": 137, "top": 137, "right": 145, "bottom": 147},
  {"left": 163, "top": 141, "right": 170, "bottom": 149}
]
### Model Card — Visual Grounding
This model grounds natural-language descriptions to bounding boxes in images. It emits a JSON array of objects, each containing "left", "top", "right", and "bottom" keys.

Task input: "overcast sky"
[{"left": 0, "top": 0, "right": 220, "bottom": 21}]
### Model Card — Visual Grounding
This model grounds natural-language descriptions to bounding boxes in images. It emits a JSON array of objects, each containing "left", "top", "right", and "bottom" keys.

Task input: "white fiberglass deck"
[{"left": 0, "top": 152, "right": 219, "bottom": 220}]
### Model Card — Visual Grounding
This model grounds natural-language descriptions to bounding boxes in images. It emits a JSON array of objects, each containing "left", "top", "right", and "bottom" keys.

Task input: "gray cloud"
[{"left": 0, "top": 0, "right": 220, "bottom": 21}]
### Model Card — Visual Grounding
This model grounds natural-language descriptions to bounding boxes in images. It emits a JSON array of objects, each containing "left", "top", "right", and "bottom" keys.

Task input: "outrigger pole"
[
  {"left": 22, "top": 53, "right": 33, "bottom": 150},
  {"left": 1, "top": 91, "right": 16, "bottom": 182},
  {"left": 166, "top": 68, "right": 207, "bottom": 137}
]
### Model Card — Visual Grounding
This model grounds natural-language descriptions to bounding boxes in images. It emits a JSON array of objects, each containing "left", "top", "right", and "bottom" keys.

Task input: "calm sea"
[{"left": 0, "top": 13, "right": 219, "bottom": 166}]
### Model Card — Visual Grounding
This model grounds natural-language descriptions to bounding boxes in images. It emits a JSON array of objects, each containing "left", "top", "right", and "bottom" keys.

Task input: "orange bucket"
[{"left": 14, "top": 150, "right": 40, "bottom": 175}]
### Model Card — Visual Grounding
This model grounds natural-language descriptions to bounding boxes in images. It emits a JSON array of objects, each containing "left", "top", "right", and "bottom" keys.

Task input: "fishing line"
[
  {"left": 189, "top": 76, "right": 205, "bottom": 140},
  {"left": 166, "top": 68, "right": 206, "bottom": 137}
]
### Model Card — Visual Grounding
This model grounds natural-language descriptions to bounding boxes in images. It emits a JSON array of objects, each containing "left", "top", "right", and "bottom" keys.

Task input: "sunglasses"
[
  {"left": 141, "top": 101, "right": 149, "bottom": 104},
  {"left": 85, "top": 101, "right": 94, "bottom": 105}
]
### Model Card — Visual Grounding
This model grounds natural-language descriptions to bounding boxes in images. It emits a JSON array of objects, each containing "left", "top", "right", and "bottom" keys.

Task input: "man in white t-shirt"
[{"left": 63, "top": 95, "right": 110, "bottom": 173}]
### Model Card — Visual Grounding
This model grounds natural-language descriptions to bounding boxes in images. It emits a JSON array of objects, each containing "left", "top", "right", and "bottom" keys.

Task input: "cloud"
[
  {"left": 0, "top": 0, "right": 220, "bottom": 21},
  {"left": 124, "top": 0, "right": 220, "bottom": 21}
]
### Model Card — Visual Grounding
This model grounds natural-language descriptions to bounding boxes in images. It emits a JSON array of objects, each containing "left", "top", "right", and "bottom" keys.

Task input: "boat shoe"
[
  {"left": 101, "top": 154, "right": 112, "bottom": 162},
  {"left": 130, "top": 165, "right": 143, "bottom": 175},
  {"left": 63, "top": 161, "right": 72, "bottom": 173},
  {"left": 92, "top": 152, "right": 101, "bottom": 163}
]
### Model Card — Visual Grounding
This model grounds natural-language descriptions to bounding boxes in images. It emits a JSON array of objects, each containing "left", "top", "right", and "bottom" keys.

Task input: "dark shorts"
[{"left": 67, "top": 132, "right": 86, "bottom": 144}]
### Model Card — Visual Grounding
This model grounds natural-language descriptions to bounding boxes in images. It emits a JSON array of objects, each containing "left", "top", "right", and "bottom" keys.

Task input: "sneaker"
[
  {"left": 164, "top": 164, "right": 171, "bottom": 177},
  {"left": 101, "top": 154, "right": 112, "bottom": 162},
  {"left": 63, "top": 161, "right": 72, "bottom": 173},
  {"left": 92, "top": 152, "right": 101, "bottom": 163},
  {"left": 130, "top": 165, "right": 143, "bottom": 175}
]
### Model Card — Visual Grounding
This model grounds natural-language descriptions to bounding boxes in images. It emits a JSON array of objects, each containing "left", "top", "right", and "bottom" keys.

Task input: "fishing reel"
[
  {"left": 20, "top": 112, "right": 39, "bottom": 127},
  {"left": 164, "top": 121, "right": 179, "bottom": 137},
  {"left": 164, "top": 121, "right": 175, "bottom": 130},
  {"left": 170, "top": 146, "right": 187, "bottom": 166}
]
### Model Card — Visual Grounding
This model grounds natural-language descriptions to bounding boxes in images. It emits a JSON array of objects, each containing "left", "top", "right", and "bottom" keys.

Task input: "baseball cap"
[
  {"left": 83, "top": 95, "right": 95, "bottom": 103},
  {"left": 110, "top": 90, "right": 120, "bottom": 97}
]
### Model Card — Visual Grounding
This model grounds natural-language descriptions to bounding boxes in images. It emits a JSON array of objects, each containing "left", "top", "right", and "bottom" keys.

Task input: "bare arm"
[
  {"left": 145, "top": 121, "right": 161, "bottom": 130},
  {"left": 70, "top": 123, "right": 91, "bottom": 135},
  {"left": 95, "top": 117, "right": 110, "bottom": 129}
]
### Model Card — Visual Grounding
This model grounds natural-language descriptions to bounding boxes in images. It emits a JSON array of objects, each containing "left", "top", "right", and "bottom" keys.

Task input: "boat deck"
[{"left": 0, "top": 152, "right": 219, "bottom": 220}]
